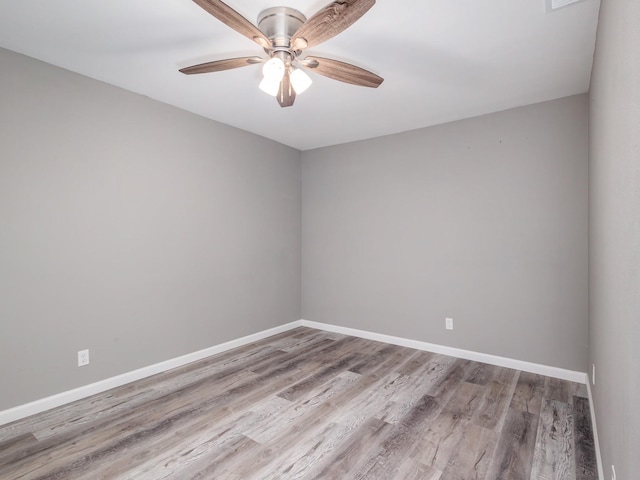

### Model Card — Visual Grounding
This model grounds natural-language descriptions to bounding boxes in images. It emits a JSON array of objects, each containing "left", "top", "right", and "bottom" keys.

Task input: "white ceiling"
[{"left": 0, "top": 0, "right": 600, "bottom": 151}]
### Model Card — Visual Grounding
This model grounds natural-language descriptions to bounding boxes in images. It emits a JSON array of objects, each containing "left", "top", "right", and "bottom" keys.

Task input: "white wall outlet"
[
  {"left": 78, "top": 349, "right": 90, "bottom": 367},
  {"left": 445, "top": 317, "right": 454, "bottom": 330},
  {"left": 611, "top": 465, "right": 616, "bottom": 480},
  {"left": 592, "top": 363, "right": 596, "bottom": 385}
]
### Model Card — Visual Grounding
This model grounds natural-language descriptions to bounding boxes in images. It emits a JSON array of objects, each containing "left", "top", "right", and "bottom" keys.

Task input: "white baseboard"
[
  {"left": 586, "top": 378, "right": 604, "bottom": 480},
  {"left": 0, "top": 318, "right": 589, "bottom": 427},
  {"left": 0, "top": 321, "right": 301, "bottom": 426},
  {"left": 299, "top": 319, "right": 588, "bottom": 384}
]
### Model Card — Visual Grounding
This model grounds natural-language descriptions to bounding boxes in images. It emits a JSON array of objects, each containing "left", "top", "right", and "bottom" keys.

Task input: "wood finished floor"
[{"left": 0, "top": 328, "right": 597, "bottom": 480}]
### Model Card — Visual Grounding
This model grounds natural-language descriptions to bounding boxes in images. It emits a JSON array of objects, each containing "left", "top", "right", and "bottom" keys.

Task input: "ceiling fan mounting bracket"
[{"left": 257, "top": 7, "right": 307, "bottom": 49}]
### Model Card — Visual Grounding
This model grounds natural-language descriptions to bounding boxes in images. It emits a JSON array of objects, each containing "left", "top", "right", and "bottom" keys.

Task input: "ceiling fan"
[{"left": 179, "top": 0, "right": 384, "bottom": 107}]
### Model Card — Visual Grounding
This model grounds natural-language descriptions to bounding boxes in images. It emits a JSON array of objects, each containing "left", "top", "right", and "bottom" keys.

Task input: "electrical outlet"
[
  {"left": 445, "top": 317, "right": 453, "bottom": 330},
  {"left": 611, "top": 465, "right": 616, "bottom": 480},
  {"left": 592, "top": 364, "right": 596, "bottom": 385},
  {"left": 78, "top": 349, "right": 90, "bottom": 367}
]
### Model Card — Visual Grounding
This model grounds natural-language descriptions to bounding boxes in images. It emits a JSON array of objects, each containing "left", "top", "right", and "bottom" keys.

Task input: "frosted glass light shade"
[
  {"left": 259, "top": 77, "right": 281, "bottom": 96},
  {"left": 262, "top": 58, "right": 285, "bottom": 81},
  {"left": 259, "top": 57, "right": 285, "bottom": 97},
  {"left": 290, "top": 68, "right": 312, "bottom": 94}
]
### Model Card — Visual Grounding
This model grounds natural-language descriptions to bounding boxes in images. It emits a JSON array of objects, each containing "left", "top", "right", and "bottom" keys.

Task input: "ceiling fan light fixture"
[
  {"left": 259, "top": 76, "right": 281, "bottom": 96},
  {"left": 180, "top": 0, "right": 383, "bottom": 108},
  {"left": 259, "top": 57, "right": 286, "bottom": 96},
  {"left": 290, "top": 67, "right": 312, "bottom": 94},
  {"left": 262, "top": 57, "right": 285, "bottom": 81}
]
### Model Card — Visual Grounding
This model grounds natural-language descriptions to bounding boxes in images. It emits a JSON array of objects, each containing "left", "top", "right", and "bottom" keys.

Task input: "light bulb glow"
[
  {"left": 290, "top": 67, "right": 312, "bottom": 94},
  {"left": 259, "top": 57, "right": 286, "bottom": 97},
  {"left": 262, "top": 58, "right": 285, "bottom": 81},
  {"left": 259, "top": 76, "right": 281, "bottom": 96}
]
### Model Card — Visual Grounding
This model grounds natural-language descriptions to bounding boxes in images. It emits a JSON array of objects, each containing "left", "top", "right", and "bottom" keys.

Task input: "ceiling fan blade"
[
  {"left": 192, "top": 0, "right": 271, "bottom": 48},
  {"left": 290, "top": 0, "right": 375, "bottom": 51},
  {"left": 180, "top": 56, "right": 263, "bottom": 75},
  {"left": 302, "top": 56, "right": 383, "bottom": 88},
  {"left": 276, "top": 71, "right": 296, "bottom": 107}
]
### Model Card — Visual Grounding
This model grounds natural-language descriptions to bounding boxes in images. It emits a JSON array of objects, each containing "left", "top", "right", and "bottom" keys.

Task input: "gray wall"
[
  {"left": 0, "top": 43, "right": 595, "bottom": 421},
  {"left": 589, "top": 0, "right": 640, "bottom": 477},
  {"left": 0, "top": 48, "right": 301, "bottom": 411},
  {"left": 302, "top": 95, "right": 589, "bottom": 372}
]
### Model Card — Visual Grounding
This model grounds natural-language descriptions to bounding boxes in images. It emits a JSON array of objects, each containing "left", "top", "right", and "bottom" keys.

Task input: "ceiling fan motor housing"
[{"left": 257, "top": 7, "right": 306, "bottom": 48}]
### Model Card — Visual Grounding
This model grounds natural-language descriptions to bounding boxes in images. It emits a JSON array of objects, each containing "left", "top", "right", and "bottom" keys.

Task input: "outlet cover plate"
[{"left": 78, "top": 349, "right": 89, "bottom": 367}]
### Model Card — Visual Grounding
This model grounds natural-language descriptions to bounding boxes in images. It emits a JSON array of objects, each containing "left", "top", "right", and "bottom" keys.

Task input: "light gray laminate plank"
[
  {"left": 230, "top": 343, "right": 424, "bottom": 479},
  {"left": 0, "top": 433, "right": 38, "bottom": 466},
  {"left": 327, "top": 349, "right": 434, "bottom": 434},
  {"left": 484, "top": 408, "right": 539, "bottom": 480},
  {"left": 409, "top": 408, "right": 468, "bottom": 471},
  {"left": 165, "top": 434, "right": 260, "bottom": 480},
  {"left": 394, "top": 350, "right": 436, "bottom": 377},
  {"left": 392, "top": 461, "right": 442, "bottom": 480},
  {"left": 122, "top": 415, "right": 264, "bottom": 480},
  {"left": 544, "top": 377, "right": 574, "bottom": 403},
  {"left": 510, "top": 371, "right": 546, "bottom": 415},
  {"left": 266, "top": 327, "right": 329, "bottom": 351},
  {"left": 243, "top": 370, "right": 362, "bottom": 444},
  {"left": 353, "top": 395, "right": 442, "bottom": 479},
  {"left": 244, "top": 351, "right": 421, "bottom": 478},
  {"left": 2, "top": 335, "right": 339, "bottom": 480},
  {"left": 0, "top": 368, "right": 260, "bottom": 480},
  {"left": 372, "top": 345, "right": 425, "bottom": 376},
  {"left": 405, "top": 362, "right": 486, "bottom": 472},
  {"left": 85, "top": 353, "right": 336, "bottom": 480},
  {"left": 471, "top": 367, "right": 520, "bottom": 431},
  {"left": 530, "top": 399, "right": 576, "bottom": 480},
  {"left": 0, "top": 328, "right": 597, "bottom": 480},
  {"left": 407, "top": 370, "right": 486, "bottom": 472},
  {"left": 574, "top": 382, "right": 588, "bottom": 399},
  {"left": 347, "top": 343, "right": 415, "bottom": 376},
  {"left": 374, "top": 353, "right": 457, "bottom": 424},
  {"left": 330, "top": 348, "right": 424, "bottom": 429},
  {"left": 0, "top": 342, "right": 281, "bottom": 443},
  {"left": 439, "top": 422, "right": 498, "bottom": 480},
  {"left": 276, "top": 351, "right": 368, "bottom": 401},
  {"left": 134, "top": 358, "right": 358, "bottom": 480},
  {"left": 303, "top": 417, "right": 396, "bottom": 480},
  {"left": 248, "top": 333, "right": 373, "bottom": 378},
  {"left": 427, "top": 358, "right": 474, "bottom": 399},
  {"left": 573, "top": 396, "right": 597, "bottom": 480},
  {"left": 466, "top": 362, "right": 497, "bottom": 386},
  {"left": 440, "top": 381, "right": 486, "bottom": 421},
  {"left": 251, "top": 421, "right": 358, "bottom": 479}
]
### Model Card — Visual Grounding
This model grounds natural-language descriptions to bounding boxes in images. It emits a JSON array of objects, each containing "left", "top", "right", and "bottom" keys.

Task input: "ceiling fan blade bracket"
[
  {"left": 291, "top": 38, "right": 308, "bottom": 52},
  {"left": 253, "top": 36, "right": 271, "bottom": 49},
  {"left": 299, "top": 58, "right": 320, "bottom": 69}
]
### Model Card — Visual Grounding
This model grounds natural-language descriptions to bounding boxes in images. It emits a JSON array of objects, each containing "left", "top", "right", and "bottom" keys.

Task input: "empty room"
[{"left": 0, "top": 0, "right": 638, "bottom": 478}]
